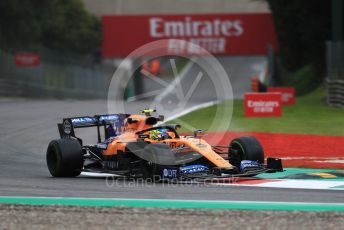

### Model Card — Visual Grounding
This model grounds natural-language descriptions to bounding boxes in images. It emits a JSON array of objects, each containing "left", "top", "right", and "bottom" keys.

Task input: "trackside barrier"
[
  {"left": 244, "top": 93, "right": 282, "bottom": 117},
  {"left": 326, "top": 79, "right": 344, "bottom": 108},
  {"left": 326, "top": 41, "right": 344, "bottom": 108},
  {"left": 0, "top": 78, "right": 106, "bottom": 99},
  {"left": 0, "top": 49, "right": 107, "bottom": 99}
]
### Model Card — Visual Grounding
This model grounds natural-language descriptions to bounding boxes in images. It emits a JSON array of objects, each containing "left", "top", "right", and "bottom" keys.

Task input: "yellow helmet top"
[{"left": 140, "top": 109, "right": 156, "bottom": 116}]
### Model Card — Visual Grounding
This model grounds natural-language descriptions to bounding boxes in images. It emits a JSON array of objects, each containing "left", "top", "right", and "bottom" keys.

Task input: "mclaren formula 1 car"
[{"left": 46, "top": 109, "right": 282, "bottom": 180}]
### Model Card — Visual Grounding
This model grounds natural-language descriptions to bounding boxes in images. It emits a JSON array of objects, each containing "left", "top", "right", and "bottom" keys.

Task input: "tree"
[
  {"left": 266, "top": 0, "right": 331, "bottom": 72},
  {"left": 0, "top": 0, "right": 101, "bottom": 54}
]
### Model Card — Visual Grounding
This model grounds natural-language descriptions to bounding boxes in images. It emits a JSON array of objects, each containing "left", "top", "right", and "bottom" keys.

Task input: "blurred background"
[
  {"left": 0, "top": 0, "right": 344, "bottom": 124},
  {"left": 0, "top": 0, "right": 341, "bottom": 104}
]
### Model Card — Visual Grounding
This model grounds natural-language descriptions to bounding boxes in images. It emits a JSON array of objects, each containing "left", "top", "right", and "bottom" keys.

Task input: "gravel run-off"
[{"left": 1, "top": 204, "right": 344, "bottom": 230}]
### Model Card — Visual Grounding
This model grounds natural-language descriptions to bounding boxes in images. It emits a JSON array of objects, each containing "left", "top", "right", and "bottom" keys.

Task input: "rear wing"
[{"left": 58, "top": 114, "right": 130, "bottom": 143}]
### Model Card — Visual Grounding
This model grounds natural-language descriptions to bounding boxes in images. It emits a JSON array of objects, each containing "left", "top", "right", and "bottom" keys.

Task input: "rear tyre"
[
  {"left": 46, "top": 139, "right": 83, "bottom": 177},
  {"left": 229, "top": 136, "right": 264, "bottom": 167}
]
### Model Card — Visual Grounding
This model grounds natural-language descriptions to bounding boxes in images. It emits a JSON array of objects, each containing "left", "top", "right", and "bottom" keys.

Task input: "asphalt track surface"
[{"left": 0, "top": 99, "right": 344, "bottom": 203}]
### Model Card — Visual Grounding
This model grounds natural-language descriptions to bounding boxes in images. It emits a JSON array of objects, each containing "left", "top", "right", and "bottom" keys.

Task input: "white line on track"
[
  {"left": 281, "top": 157, "right": 344, "bottom": 160},
  {"left": 215, "top": 179, "right": 344, "bottom": 190},
  {"left": 80, "top": 172, "right": 344, "bottom": 190},
  {"left": 315, "top": 160, "right": 344, "bottom": 163}
]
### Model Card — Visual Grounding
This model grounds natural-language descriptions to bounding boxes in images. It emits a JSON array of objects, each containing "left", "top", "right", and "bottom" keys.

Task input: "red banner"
[
  {"left": 267, "top": 87, "right": 295, "bottom": 105},
  {"left": 244, "top": 93, "right": 282, "bottom": 117},
  {"left": 102, "top": 13, "right": 278, "bottom": 57},
  {"left": 15, "top": 53, "right": 40, "bottom": 67}
]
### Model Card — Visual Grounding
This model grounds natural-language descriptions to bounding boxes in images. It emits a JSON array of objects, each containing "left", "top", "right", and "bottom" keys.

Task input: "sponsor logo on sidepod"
[
  {"left": 180, "top": 165, "right": 209, "bottom": 174},
  {"left": 162, "top": 168, "right": 179, "bottom": 179}
]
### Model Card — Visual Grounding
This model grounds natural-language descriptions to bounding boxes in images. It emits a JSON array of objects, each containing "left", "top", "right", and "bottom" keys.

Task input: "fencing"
[
  {"left": 326, "top": 41, "right": 344, "bottom": 107},
  {"left": 0, "top": 49, "right": 108, "bottom": 99}
]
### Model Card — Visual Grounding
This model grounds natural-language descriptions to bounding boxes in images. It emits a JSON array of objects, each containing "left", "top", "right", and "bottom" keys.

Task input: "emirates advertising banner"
[
  {"left": 244, "top": 93, "right": 282, "bottom": 117},
  {"left": 267, "top": 87, "right": 296, "bottom": 105},
  {"left": 102, "top": 13, "right": 278, "bottom": 57},
  {"left": 15, "top": 53, "right": 40, "bottom": 67}
]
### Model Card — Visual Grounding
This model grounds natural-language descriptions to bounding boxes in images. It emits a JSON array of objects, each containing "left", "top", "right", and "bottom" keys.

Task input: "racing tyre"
[
  {"left": 229, "top": 136, "right": 264, "bottom": 167},
  {"left": 46, "top": 138, "right": 83, "bottom": 177}
]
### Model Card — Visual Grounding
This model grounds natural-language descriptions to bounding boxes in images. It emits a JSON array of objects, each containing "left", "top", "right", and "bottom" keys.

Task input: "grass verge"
[{"left": 174, "top": 87, "right": 344, "bottom": 136}]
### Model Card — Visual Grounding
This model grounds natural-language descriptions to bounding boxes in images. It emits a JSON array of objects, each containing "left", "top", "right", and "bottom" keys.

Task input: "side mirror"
[
  {"left": 127, "top": 118, "right": 138, "bottom": 124},
  {"left": 194, "top": 129, "right": 204, "bottom": 138}
]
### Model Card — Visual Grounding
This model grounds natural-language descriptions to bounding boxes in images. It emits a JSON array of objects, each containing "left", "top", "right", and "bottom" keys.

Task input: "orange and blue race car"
[{"left": 46, "top": 109, "right": 283, "bottom": 180}]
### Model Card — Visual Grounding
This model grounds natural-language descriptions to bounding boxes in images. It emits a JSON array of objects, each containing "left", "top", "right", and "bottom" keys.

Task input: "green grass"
[
  {"left": 173, "top": 87, "right": 344, "bottom": 136},
  {"left": 283, "top": 64, "right": 321, "bottom": 96}
]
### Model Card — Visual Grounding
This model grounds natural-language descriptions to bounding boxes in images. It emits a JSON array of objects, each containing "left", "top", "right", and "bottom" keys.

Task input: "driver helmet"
[{"left": 149, "top": 129, "right": 169, "bottom": 140}]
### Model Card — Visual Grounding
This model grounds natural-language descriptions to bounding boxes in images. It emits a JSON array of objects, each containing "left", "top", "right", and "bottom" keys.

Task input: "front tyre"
[
  {"left": 46, "top": 139, "right": 83, "bottom": 177},
  {"left": 229, "top": 136, "right": 264, "bottom": 167}
]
